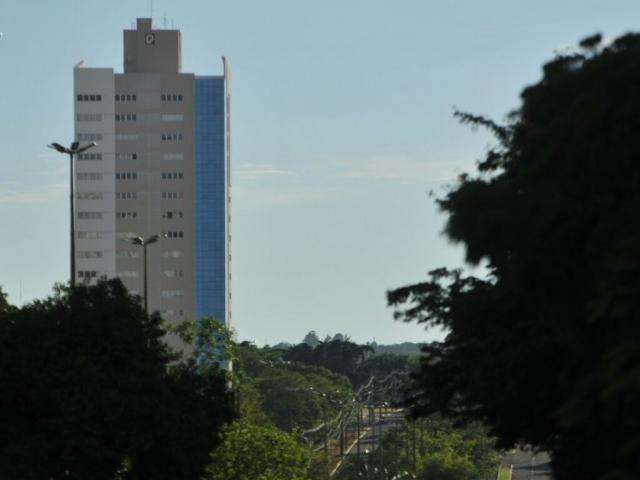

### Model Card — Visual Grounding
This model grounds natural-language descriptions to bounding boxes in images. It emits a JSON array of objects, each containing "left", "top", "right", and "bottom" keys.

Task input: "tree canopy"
[
  {"left": 205, "top": 421, "right": 311, "bottom": 480},
  {"left": 283, "top": 339, "right": 373, "bottom": 386},
  {"left": 388, "top": 34, "right": 640, "bottom": 480},
  {"left": 0, "top": 280, "right": 235, "bottom": 480}
]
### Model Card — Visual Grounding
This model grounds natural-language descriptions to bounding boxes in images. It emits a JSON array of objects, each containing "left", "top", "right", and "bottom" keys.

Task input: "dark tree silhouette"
[
  {"left": 0, "top": 279, "right": 235, "bottom": 480},
  {"left": 283, "top": 339, "right": 373, "bottom": 386},
  {"left": 388, "top": 34, "right": 640, "bottom": 480}
]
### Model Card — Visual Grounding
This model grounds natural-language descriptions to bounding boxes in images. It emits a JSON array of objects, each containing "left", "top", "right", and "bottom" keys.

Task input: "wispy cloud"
[
  {"left": 0, "top": 182, "right": 67, "bottom": 205},
  {"left": 235, "top": 163, "right": 298, "bottom": 181},
  {"left": 324, "top": 153, "right": 474, "bottom": 185}
]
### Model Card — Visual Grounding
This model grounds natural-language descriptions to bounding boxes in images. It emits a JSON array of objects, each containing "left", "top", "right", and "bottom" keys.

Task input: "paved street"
[{"left": 502, "top": 449, "right": 553, "bottom": 480}]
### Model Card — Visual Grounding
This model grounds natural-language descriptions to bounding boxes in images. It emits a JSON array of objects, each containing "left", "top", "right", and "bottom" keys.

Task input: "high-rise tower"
[{"left": 73, "top": 18, "right": 231, "bottom": 337}]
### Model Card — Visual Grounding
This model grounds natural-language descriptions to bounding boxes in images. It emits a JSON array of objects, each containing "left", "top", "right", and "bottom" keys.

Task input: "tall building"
[{"left": 73, "top": 18, "right": 231, "bottom": 336}]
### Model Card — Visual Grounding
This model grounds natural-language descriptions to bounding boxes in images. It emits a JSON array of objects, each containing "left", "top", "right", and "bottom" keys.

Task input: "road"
[
  {"left": 502, "top": 449, "right": 553, "bottom": 480},
  {"left": 349, "top": 410, "right": 405, "bottom": 455}
]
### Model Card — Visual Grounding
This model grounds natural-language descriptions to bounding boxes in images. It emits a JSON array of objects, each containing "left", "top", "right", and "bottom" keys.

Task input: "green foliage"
[
  {"left": 205, "top": 421, "right": 311, "bottom": 480},
  {"left": 0, "top": 279, "right": 235, "bottom": 480},
  {"left": 388, "top": 34, "right": 640, "bottom": 480},
  {"left": 370, "top": 342, "right": 425, "bottom": 357},
  {"left": 283, "top": 339, "right": 373, "bottom": 386},
  {"left": 255, "top": 362, "right": 352, "bottom": 431},
  {"left": 338, "top": 418, "right": 499, "bottom": 480}
]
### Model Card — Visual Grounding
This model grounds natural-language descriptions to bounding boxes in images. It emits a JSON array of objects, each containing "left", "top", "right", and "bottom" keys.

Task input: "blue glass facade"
[{"left": 195, "top": 77, "right": 228, "bottom": 324}]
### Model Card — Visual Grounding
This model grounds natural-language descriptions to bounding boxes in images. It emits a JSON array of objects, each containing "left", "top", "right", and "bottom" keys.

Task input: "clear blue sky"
[{"left": 0, "top": 0, "right": 637, "bottom": 345}]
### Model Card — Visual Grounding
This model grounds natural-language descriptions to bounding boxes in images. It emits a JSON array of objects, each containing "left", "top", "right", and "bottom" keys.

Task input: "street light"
[
  {"left": 47, "top": 141, "right": 97, "bottom": 287},
  {"left": 125, "top": 234, "right": 164, "bottom": 313}
]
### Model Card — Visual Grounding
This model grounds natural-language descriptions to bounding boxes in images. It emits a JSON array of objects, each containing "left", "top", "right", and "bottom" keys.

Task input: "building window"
[
  {"left": 76, "top": 192, "right": 103, "bottom": 200},
  {"left": 161, "top": 133, "right": 183, "bottom": 142},
  {"left": 161, "top": 192, "right": 183, "bottom": 200},
  {"left": 116, "top": 133, "right": 139, "bottom": 141},
  {"left": 115, "top": 172, "right": 138, "bottom": 180},
  {"left": 163, "top": 231, "right": 184, "bottom": 239},
  {"left": 115, "top": 93, "right": 137, "bottom": 102},
  {"left": 117, "top": 271, "right": 138, "bottom": 278},
  {"left": 162, "top": 114, "right": 184, "bottom": 122},
  {"left": 77, "top": 172, "right": 103, "bottom": 181},
  {"left": 77, "top": 211, "right": 102, "bottom": 220},
  {"left": 115, "top": 192, "right": 138, "bottom": 200},
  {"left": 162, "top": 211, "right": 183, "bottom": 219},
  {"left": 116, "top": 152, "right": 138, "bottom": 161},
  {"left": 115, "top": 113, "right": 137, "bottom": 122},
  {"left": 77, "top": 133, "right": 103, "bottom": 142},
  {"left": 76, "top": 114, "right": 103, "bottom": 122},
  {"left": 116, "top": 250, "right": 140, "bottom": 259},
  {"left": 161, "top": 289, "right": 185, "bottom": 298},
  {"left": 161, "top": 93, "right": 183, "bottom": 102},
  {"left": 77, "top": 94, "right": 102, "bottom": 102},
  {"left": 77, "top": 231, "right": 102, "bottom": 239},
  {"left": 116, "top": 211, "right": 138, "bottom": 219},
  {"left": 161, "top": 250, "right": 184, "bottom": 258},
  {"left": 77, "top": 153, "right": 103, "bottom": 161},
  {"left": 161, "top": 172, "right": 183, "bottom": 180},
  {"left": 116, "top": 232, "right": 137, "bottom": 240},
  {"left": 163, "top": 269, "right": 184, "bottom": 278},
  {"left": 78, "top": 251, "right": 103, "bottom": 259},
  {"left": 78, "top": 270, "right": 98, "bottom": 279},
  {"left": 162, "top": 153, "right": 183, "bottom": 161}
]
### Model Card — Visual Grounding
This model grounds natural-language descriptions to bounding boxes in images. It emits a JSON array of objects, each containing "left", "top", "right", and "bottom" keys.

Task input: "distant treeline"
[{"left": 271, "top": 331, "right": 425, "bottom": 357}]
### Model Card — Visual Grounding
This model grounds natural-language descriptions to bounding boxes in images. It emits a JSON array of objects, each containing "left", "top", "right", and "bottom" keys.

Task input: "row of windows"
[
  {"left": 78, "top": 112, "right": 184, "bottom": 122},
  {"left": 162, "top": 309, "right": 185, "bottom": 317},
  {"left": 163, "top": 231, "right": 184, "bottom": 239},
  {"left": 161, "top": 93, "right": 183, "bottom": 102},
  {"left": 77, "top": 172, "right": 102, "bottom": 181},
  {"left": 161, "top": 192, "right": 184, "bottom": 199},
  {"left": 78, "top": 270, "right": 98, "bottom": 278},
  {"left": 115, "top": 94, "right": 137, "bottom": 102},
  {"left": 162, "top": 114, "right": 184, "bottom": 122},
  {"left": 116, "top": 192, "right": 138, "bottom": 200},
  {"left": 161, "top": 289, "right": 185, "bottom": 298},
  {"left": 78, "top": 251, "right": 103, "bottom": 259},
  {"left": 117, "top": 271, "right": 138, "bottom": 278},
  {"left": 163, "top": 153, "right": 184, "bottom": 161},
  {"left": 115, "top": 113, "right": 137, "bottom": 122},
  {"left": 77, "top": 114, "right": 103, "bottom": 122},
  {"left": 162, "top": 250, "right": 184, "bottom": 258},
  {"left": 77, "top": 94, "right": 102, "bottom": 102},
  {"left": 116, "top": 172, "right": 138, "bottom": 180},
  {"left": 77, "top": 133, "right": 102, "bottom": 141},
  {"left": 116, "top": 153, "right": 138, "bottom": 161},
  {"left": 116, "top": 211, "right": 138, "bottom": 219},
  {"left": 117, "top": 133, "right": 139, "bottom": 141},
  {"left": 161, "top": 172, "right": 183, "bottom": 180},
  {"left": 77, "top": 231, "right": 102, "bottom": 239},
  {"left": 162, "top": 211, "right": 184, "bottom": 219},
  {"left": 116, "top": 251, "right": 139, "bottom": 259},
  {"left": 78, "top": 212, "right": 101, "bottom": 219},
  {"left": 164, "top": 269, "right": 184, "bottom": 278},
  {"left": 76, "top": 192, "right": 103, "bottom": 200},
  {"left": 78, "top": 153, "right": 103, "bottom": 161},
  {"left": 161, "top": 133, "right": 183, "bottom": 142}
]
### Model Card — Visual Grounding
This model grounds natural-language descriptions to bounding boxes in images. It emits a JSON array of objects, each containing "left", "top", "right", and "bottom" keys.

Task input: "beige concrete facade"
[{"left": 73, "top": 18, "right": 230, "bottom": 334}]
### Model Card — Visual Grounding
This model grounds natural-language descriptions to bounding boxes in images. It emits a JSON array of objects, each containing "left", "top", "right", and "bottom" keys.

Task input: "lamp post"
[
  {"left": 47, "top": 141, "right": 96, "bottom": 287},
  {"left": 126, "top": 234, "right": 163, "bottom": 313}
]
